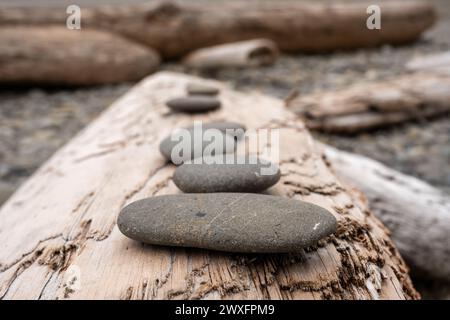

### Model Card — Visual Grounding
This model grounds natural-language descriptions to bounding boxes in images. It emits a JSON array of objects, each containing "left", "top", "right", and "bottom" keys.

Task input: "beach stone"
[
  {"left": 189, "top": 121, "right": 246, "bottom": 140},
  {"left": 166, "top": 96, "right": 221, "bottom": 113},
  {"left": 159, "top": 128, "right": 236, "bottom": 164},
  {"left": 173, "top": 155, "right": 280, "bottom": 193},
  {"left": 118, "top": 193, "right": 337, "bottom": 253},
  {"left": 186, "top": 83, "right": 220, "bottom": 96}
]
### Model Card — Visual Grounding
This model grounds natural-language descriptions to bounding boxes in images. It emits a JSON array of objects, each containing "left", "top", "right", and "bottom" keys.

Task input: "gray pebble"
[
  {"left": 173, "top": 155, "right": 280, "bottom": 193},
  {"left": 190, "top": 121, "right": 246, "bottom": 140},
  {"left": 166, "top": 96, "right": 221, "bottom": 113},
  {"left": 159, "top": 128, "right": 236, "bottom": 164},
  {"left": 186, "top": 83, "right": 220, "bottom": 96},
  {"left": 117, "top": 193, "right": 337, "bottom": 253}
]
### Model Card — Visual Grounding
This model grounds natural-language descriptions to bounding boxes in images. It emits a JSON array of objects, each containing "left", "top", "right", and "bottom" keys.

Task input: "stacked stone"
[{"left": 118, "top": 82, "right": 337, "bottom": 253}]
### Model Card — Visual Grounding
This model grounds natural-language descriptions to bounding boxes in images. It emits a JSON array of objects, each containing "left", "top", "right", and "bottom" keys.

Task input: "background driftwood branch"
[
  {"left": 0, "top": 1, "right": 436, "bottom": 59},
  {"left": 287, "top": 72, "right": 450, "bottom": 133},
  {"left": 324, "top": 145, "right": 450, "bottom": 280}
]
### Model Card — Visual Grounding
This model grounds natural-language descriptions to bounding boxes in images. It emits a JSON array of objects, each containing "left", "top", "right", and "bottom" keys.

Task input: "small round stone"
[
  {"left": 159, "top": 128, "right": 236, "bottom": 164},
  {"left": 186, "top": 83, "right": 220, "bottom": 96},
  {"left": 118, "top": 193, "right": 338, "bottom": 253},
  {"left": 189, "top": 121, "right": 246, "bottom": 140},
  {"left": 173, "top": 155, "right": 280, "bottom": 193},
  {"left": 166, "top": 96, "right": 221, "bottom": 113}
]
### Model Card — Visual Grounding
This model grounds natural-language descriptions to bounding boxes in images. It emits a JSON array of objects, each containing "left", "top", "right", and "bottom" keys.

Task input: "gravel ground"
[
  {"left": 0, "top": 0, "right": 449, "bottom": 299},
  {"left": 0, "top": 84, "right": 132, "bottom": 203}
]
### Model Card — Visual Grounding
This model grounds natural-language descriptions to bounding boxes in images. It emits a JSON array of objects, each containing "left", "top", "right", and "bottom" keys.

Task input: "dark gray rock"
[
  {"left": 166, "top": 96, "right": 221, "bottom": 113},
  {"left": 117, "top": 193, "right": 337, "bottom": 253},
  {"left": 173, "top": 156, "right": 280, "bottom": 193},
  {"left": 159, "top": 128, "right": 236, "bottom": 164},
  {"left": 186, "top": 83, "right": 220, "bottom": 96}
]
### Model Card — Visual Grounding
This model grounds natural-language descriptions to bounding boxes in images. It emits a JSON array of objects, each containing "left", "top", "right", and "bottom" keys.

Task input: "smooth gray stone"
[
  {"left": 186, "top": 83, "right": 220, "bottom": 96},
  {"left": 117, "top": 193, "right": 338, "bottom": 253},
  {"left": 187, "top": 121, "right": 246, "bottom": 140},
  {"left": 166, "top": 96, "right": 221, "bottom": 113},
  {"left": 159, "top": 128, "right": 236, "bottom": 164},
  {"left": 173, "top": 156, "right": 280, "bottom": 193}
]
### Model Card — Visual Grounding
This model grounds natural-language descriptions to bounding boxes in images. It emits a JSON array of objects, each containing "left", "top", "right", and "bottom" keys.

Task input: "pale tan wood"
[
  {"left": 0, "top": 1, "right": 435, "bottom": 59},
  {"left": 287, "top": 72, "right": 450, "bottom": 133},
  {"left": 407, "top": 51, "right": 450, "bottom": 76},
  {"left": 324, "top": 145, "right": 450, "bottom": 280},
  {"left": 0, "top": 72, "right": 418, "bottom": 300}
]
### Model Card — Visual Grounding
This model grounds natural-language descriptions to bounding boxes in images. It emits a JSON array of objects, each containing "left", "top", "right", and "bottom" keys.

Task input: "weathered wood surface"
[
  {"left": 287, "top": 72, "right": 450, "bottom": 133},
  {"left": 0, "top": 1, "right": 436, "bottom": 59},
  {"left": 324, "top": 145, "right": 450, "bottom": 280},
  {"left": 0, "top": 72, "right": 418, "bottom": 300}
]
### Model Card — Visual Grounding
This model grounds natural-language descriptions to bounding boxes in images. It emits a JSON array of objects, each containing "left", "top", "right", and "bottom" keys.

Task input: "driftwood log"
[
  {"left": 183, "top": 39, "right": 279, "bottom": 69},
  {"left": 287, "top": 72, "right": 450, "bottom": 133},
  {"left": 0, "top": 72, "right": 418, "bottom": 299},
  {"left": 407, "top": 51, "right": 450, "bottom": 76},
  {"left": 323, "top": 145, "right": 450, "bottom": 280},
  {"left": 0, "top": 1, "right": 435, "bottom": 59},
  {"left": 0, "top": 26, "right": 160, "bottom": 86}
]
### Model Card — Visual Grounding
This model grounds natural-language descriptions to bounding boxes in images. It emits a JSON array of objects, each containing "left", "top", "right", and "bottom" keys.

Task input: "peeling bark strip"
[
  {"left": 323, "top": 145, "right": 450, "bottom": 280},
  {"left": 0, "top": 1, "right": 435, "bottom": 59},
  {"left": 287, "top": 72, "right": 450, "bottom": 133},
  {"left": 0, "top": 72, "right": 418, "bottom": 299}
]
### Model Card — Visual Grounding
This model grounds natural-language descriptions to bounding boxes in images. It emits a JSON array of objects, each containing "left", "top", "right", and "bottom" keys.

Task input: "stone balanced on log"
[
  {"left": 118, "top": 82, "right": 337, "bottom": 253},
  {"left": 0, "top": 72, "right": 418, "bottom": 299}
]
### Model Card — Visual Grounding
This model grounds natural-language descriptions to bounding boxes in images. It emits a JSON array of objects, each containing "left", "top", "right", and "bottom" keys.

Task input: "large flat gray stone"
[{"left": 118, "top": 193, "right": 337, "bottom": 253}]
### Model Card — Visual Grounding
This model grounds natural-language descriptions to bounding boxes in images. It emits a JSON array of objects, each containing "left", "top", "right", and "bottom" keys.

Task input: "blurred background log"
[
  {"left": 0, "top": 72, "right": 418, "bottom": 299},
  {"left": 324, "top": 145, "right": 450, "bottom": 280},
  {"left": 287, "top": 72, "right": 450, "bottom": 133},
  {"left": 182, "top": 39, "right": 279, "bottom": 69},
  {"left": 0, "top": 26, "right": 160, "bottom": 86},
  {"left": 0, "top": 1, "right": 436, "bottom": 59},
  {"left": 407, "top": 51, "right": 450, "bottom": 75}
]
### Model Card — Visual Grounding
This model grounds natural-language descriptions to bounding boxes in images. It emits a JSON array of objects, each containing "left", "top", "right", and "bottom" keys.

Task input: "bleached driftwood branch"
[
  {"left": 324, "top": 145, "right": 450, "bottom": 280},
  {"left": 287, "top": 73, "right": 450, "bottom": 133},
  {"left": 407, "top": 51, "right": 450, "bottom": 76}
]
